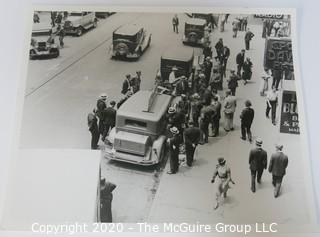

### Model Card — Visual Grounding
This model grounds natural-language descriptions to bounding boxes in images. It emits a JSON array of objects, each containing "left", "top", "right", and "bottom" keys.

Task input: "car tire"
[
  {"left": 76, "top": 27, "right": 83, "bottom": 37},
  {"left": 29, "top": 49, "right": 36, "bottom": 60},
  {"left": 93, "top": 20, "right": 98, "bottom": 28}
]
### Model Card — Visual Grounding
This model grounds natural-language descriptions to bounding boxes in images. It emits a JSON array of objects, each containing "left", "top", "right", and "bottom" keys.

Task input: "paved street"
[{"left": 19, "top": 12, "right": 316, "bottom": 224}]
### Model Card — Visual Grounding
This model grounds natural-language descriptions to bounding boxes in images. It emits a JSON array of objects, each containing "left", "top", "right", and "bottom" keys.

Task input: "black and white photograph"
[{"left": 0, "top": 7, "right": 317, "bottom": 232}]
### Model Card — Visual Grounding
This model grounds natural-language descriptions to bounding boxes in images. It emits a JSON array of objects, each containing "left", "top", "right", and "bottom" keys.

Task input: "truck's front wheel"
[{"left": 76, "top": 27, "right": 83, "bottom": 37}]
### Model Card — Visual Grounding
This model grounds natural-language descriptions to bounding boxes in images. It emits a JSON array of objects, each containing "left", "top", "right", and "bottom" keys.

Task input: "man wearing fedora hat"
[
  {"left": 269, "top": 144, "right": 288, "bottom": 198},
  {"left": 227, "top": 70, "right": 239, "bottom": 96},
  {"left": 211, "top": 157, "right": 233, "bottom": 209},
  {"left": 240, "top": 100, "right": 254, "bottom": 142},
  {"left": 249, "top": 138, "right": 268, "bottom": 193},
  {"left": 167, "top": 127, "right": 182, "bottom": 174},
  {"left": 100, "top": 178, "right": 117, "bottom": 222}
]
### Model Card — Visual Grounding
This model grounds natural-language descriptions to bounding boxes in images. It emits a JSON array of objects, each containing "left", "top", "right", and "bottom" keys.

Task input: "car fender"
[{"left": 151, "top": 135, "right": 167, "bottom": 161}]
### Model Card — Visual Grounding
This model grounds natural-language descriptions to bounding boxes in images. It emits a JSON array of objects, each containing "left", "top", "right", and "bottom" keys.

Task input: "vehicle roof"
[
  {"left": 186, "top": 18, "right": 207, "bottom": 25},
  {"left": 114, "top": 24, "right": 142, "bottom": 36},
  {"left": 117, "top": 90, "right": 172, "bottom": 122},
  {"left": 161, "top": 46, "right": 194, "bottom": 62}
]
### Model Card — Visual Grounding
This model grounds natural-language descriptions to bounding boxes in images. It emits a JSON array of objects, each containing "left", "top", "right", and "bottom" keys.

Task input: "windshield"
[
  {"left": 113, "top": 33, "right": 137, "bottom": 42},
  {"left": 70, "top": 12, "right": 83, "bottom": 16}
]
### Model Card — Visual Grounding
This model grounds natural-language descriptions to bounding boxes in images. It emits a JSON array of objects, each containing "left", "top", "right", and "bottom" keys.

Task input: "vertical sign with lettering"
[
  {"left": 264, "top": 37, "right": 293, "bottom": 73},
  {"left": 280, "top": 90, "right": 299, "bottom": 134}
]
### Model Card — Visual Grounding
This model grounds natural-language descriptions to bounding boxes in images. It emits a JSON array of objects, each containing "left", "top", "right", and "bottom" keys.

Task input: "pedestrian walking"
[
  {"left": 236, "top": 49, "right": 245, "bottom": 76},
  {"left": 272, "top": 69, "right": 283, "bottom": 90},
  {"left": 221, "top": 46, "right": 230, "bottom": 78},
  {"left": 240, "top": 100, "right": 254, "bottom": 142},
  {"left": 227, "top": 70, "right": 239, "bottom": 96},
  {"left": 167, "top": 127, "right": 183, "bottom": 174},
  {"left": 242, "top": 57, "right": 253, "bottom": 85},
  {"left": 211, "top": 157, "right": 233, "bottom": 209},
  {"left": 260, "top": 68, "right": 272, "bottom": 96},
  {"left": 210, "top": 68, "right": 222, "bottom": 92},
  {"left": 184, "top": 122, "right": 201, "bottom": 167},
  {"left": 249, "top": 139, "right": 268, "bottom": 193},
  {"left": 121, "top": 74, "right": 132, "bottom": 95},
  {"left": 172, "top": 14, "right": 179, "bottom": 33},
  {"left": 57, "top": 25, "right": 65, "bottom": 48},
  {"left": 87, "top": 113, "right": 100, "bottom": 150},
  {"left": 244, "top": 28, "right": 255, "bottom": 50},
  {"left": 223, "top": 90, "right": 237, "bottom": 132},
  {"left": 232, "top": 19, "right": 239, "bottom": 38},
  {"left": 266, "top": 86, "right": 278, "bottom": 125},
  {"left": 268, "top": 144, "right": 288, "bottom": 198},
  {"left": 100, "top": 178, "right": 117, "bottom": 222},
  {"left": 215, "top": 38, "right": 224, "bottom": 62}
]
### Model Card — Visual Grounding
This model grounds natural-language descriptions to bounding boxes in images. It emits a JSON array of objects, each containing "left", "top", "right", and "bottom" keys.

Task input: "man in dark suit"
[
  {"left": 221, "top": 46, "right": 230, "bottom": 77},
  {"left": 184, "top": 122, "right": 201, "bottom": 167},
  {"left": 175, "top": 76, "right": 189, "bottom": 96},
  {"left": 269, "top": 144, "right": 288, "bottom": 198},
  {"left": 210, "top": 96, "right": 221, "bottom": 137},
  {"left": 121, "top": 74, "right": 132, "bottom": 95},
  {"left": 244, "top": 28, "right": 255, "bottom": 50},
  {"left": 167, "top": 127, "right": 183, "bottom": 174},
  {"left": 240, "top": 100, "right": 254, "bottom": 142},
  {"left": 236, "top": 49, "right": 245, "bottom": 76},
  {"left": 249, "top": 138, "right": 268, "bottom": 193},
  {"left": 100, "top": 178, "right": 117, "bottom": 222},
  {"left": 101, "top": 101, "right": 117, "bottom": 142},
  {"left": 215, "top": 38, "right": 224, "bottom": 61}
]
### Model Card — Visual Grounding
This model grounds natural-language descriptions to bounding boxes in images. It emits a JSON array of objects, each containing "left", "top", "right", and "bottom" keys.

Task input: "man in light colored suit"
[
  {"left": 223, "top": 90, "right": 237, "bottom": 132},
  {"left": 268, "top": 144, "right": 288, "bottom": 198}
]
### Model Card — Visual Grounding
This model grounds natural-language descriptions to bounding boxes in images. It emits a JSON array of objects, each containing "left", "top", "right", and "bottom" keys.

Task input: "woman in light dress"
[{"left": 260, "top": 68, "right": 272, "bottom": 96}]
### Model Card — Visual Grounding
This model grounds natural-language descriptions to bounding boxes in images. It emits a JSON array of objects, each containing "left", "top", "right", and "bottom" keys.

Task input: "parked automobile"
[
  {"left": 29, "top": 37, "right": 59, "bottom": 59},
  {"left": 64, "top": 11, "right": 97, "bottom": 36},
  {"left": 110, "top": 24, "right": 151, "bottom": 59},
  {"left": 104, "top": 90, "right": 172, "bottom": 165},
  {"left": 182, "top": 18, "right": 207, "bottom": 46}
]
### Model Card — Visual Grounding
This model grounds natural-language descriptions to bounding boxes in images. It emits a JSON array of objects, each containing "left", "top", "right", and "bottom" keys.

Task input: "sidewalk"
[{"left": 147, "top": 15, "right": 315, "bottom": 224}]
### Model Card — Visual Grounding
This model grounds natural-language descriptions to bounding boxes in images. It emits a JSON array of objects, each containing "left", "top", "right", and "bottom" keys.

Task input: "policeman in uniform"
[
  {"left": 211, "top": 157, "right": 233, "bottom": 209},
  {"left": 167, "top": 127, "right": 182, "bottom": 174},
  {"left": 100, "top": 178, "right": 117, "bottom": 222},
  {"left": 184, "top": 122, "right": 201, "bottom": 167}
]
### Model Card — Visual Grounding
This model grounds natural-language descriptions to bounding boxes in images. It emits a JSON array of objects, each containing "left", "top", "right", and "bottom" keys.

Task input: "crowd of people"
[
  {"left": 163, "top": 14, "right": 289, "bottom": 209},
  {"left": 87, "top": 70, "right": 143, "bottom": 150},
  {"left": 89, "top": 14, "right": 290, "bottom": 216}
]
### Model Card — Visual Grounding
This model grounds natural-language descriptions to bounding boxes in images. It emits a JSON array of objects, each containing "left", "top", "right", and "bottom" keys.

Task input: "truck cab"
[{"left": 104, "top": 90, "right": 172, "bottom": 165}]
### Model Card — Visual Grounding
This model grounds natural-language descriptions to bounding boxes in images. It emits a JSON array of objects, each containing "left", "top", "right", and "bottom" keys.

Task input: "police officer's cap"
[
  {"left": 218, "top": 157, "right": 226, "bottom": 165},
  {"left": 170, "top": 126, "right": 179, "bottom": 135},
  {"left": 99, "top": 93, "right": 108, "bottom": 99},
  {"left": 255, "top": 138, "right": 263, "bottom": 146},
  {"left": 168, "top": 107, "right": 176, "bottom": 114}
]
